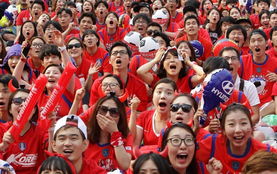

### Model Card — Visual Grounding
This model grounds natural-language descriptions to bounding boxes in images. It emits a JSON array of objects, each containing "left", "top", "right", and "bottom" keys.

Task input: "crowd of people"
[{"left": 0, "top": 0, "right": 276, "bottom": 173}]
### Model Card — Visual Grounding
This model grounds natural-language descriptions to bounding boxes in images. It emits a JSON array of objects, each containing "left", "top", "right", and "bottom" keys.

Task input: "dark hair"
[
  {"left": 259, "top": 9, "right": 270, "bottom": 21},
  {"left": 0, "top": 74, "right": 19, "bottom": 88},
  {"left": 183, "top": 6, "right": 197, "bottom": 15},
  {"left": 226, "top": 0, "right": 238, "bottom": 5},
  {"left": 219, "top": 46, "right": 240, "bottom": 59},
  {"left": 203, "top": 56, "right": 230, "bottom": 74},
  {"left": 147, "top": 22, "right": 162, "bottom": 32},
  {"left": 82, "top": 0, "right": 94, "bottom": 13},
  {"left": 109, "top": 41, "right": 132, "bottom": 58},
  {"left": 105, "top": 12, "right": 119, "bottom": 24},
  {"left": 257, "top": 0, "right": 270, "bottom": 6},
  {"left": 152, "top": 78, "right": 177, "bottom": 93},
  {"left": 269, "top": 9, "right": 277, "bottom": 19},
  {"left": 250, "top": 29, "right": 267, "bottom": 41},
  {"left": 172, "top": 93, "right": 198, "bottom": 111},
  {"left": 133, "top": 13, "right": 152, "bottom": 25},
  {"left": 218, "top": 16, "right": 236, "bottom": 36},
  {"left": 43, "top": 20, "right": 63, "bottom": 33},
  {"left": 205, "top": 8, "right": 221, "bottom": 34},
  {"left": 57, "top": 8, "right": 73, "bottom": 17},
  {"left": 156, "top": 49, "right": 188, "bottom": 79},
  {"left": 8, "top": 89, "right": 39, "bottom": 123},
  {"left": 18, "top": 21, "right": 38, "bottom": 44},
  {"left": 220, "top": 103, "right": 253, "bottom": 130},
  {"left": 38, "top": 156, "right": 73, "bottom": 174},
  {"left": 200, "top": 0, "right": 213, "bottom": 14},
  {"left": 94, "top": 0, "right": 109, "bottom": 9},
  {"left": 229, "top": 6, "right": 241, "bottom": 16},
  {"left": 226, "top": 24, "right": 247, "bottom": 41},
  {"left": 161, "top": 123, "right": 198, "bottom": 174},
  {"left": 30, "top": 36, "right": 46, "bottom": 45},
  {"left": 184, "top": 15, "right": 200, "bottom": 26},
  {"left": 153, "top": 32, "right": 171, "bottom": 47},
  {"left": 102, "top": 74, "right": 124, "bottom": 89},
  {"left": 82, "top": 29, "right": 100, "bottom": 47},
  {"left": 31, "top": 0, "right": 45, "bottom": 11},
  {"left": 185, "top": 0, "right": 200, "bottom": 9},
  {"left": 79, "top": 12, "right": 96, "bottom": 25},
  {"left": 270, "top": 26, "right": 277, "bottom": 40},
  {"left": 88, "top": 95, "right": 129, "bottom": 143},
  {"left": 176, "top": 40, "right": 196, "bottom": 61},
  {"left": 0, "top": 37, "right": 6, "bottom": 60},
  {"left": 133, "top": 153, "right": 177, "bottom": 174},
  {"left": 64, "top": 1, "right": 77, "bottom": 8},
  {"left": 39, "top": 44, "right": 61, "bottom": 61}
]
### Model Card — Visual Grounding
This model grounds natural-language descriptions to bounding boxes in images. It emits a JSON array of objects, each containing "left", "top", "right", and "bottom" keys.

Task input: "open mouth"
[
  {"left": 110, "top": 21, "right": 114, "bottom": 25},
  {"left": 34, "top": 12, "right": 38, "bottom": 16},
  {"left": 175, "top": 116, "right": 184, "bottom": 121},
  {"left": 255, "top": 48, "right": 261, "bottom": 52},
  {"left": 26, "top": 32, "right": 30, "bottom": 36},
  {"left": 48, "top": 79, "right": 56, "bottom": 83},
  {"left": 116, "top": 59, "right": 122, "bottom": 64},
  {"left": 63, "top": 149, "right": 73, "bottom": 155},
  {"left": 158, "top": 102, "right": 167, "bottom": 107},
  {"left": 234, "top": 136, "right": 244, "bottom": 140},
  {"left": 100, "top": 11, "right": 103, "bottom": 14},
  {"left": 177, "top": 154, "right": 188, "bottom": 159},
  {"left": 0, "top": 102, "right": 5, "bottom": 106},
  {"left": 170, "top": 65, "right": 176, "bottom": 69}
]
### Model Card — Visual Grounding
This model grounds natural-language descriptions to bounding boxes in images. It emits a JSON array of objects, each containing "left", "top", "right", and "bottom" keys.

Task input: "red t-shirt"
[
  {"left": 89, "top": 73, "right": 148, "bottom": 111},
  {"left": 197, "top": 134, "right": 276, "bottom": 174},
  {"left": 80, "top": 158, "right": 107, "bottom": 174},
  {"left": 27, "top": 58, "right": 44, "bottom": 75},
  {"left": 108, "top": 2, "right": 124, "bottom": 16},
  {"left": 84, "top": 135, "right": 132, "bottom": 172},
  {"left": 98, "top": 27, "right": 127, "bottom": 50},
  {"left": 96, "top": 20, "right": 106, "bottom": 32},
  {"left": 272, "top": 82, "right": 277, "bottom": 97},
  {"left": 75, "top": 57, "right": 91, "bottom": 82},
  {"left": 240, "top": 54, "right": 277, "bottom": 105},
  {"left": 16, "top": 10, "right": 31, "bottom": 26},
  {"left": 136, "top": 109, "right": 160, "bottom": 146},
  {"left": 250, "top": 14, "right": 260, "bottom": 29},
  {"left": 171, "top": 12, "right": 183, "bottom": 24},
  {"left": 129, "top": 55, "right": 148, "bottom": 76},
  {"left": 82, "top": 48, "right": 112, "bottom": 78},
  {"left": 0, "top": 122, "right": 49, "bottom": 174}
]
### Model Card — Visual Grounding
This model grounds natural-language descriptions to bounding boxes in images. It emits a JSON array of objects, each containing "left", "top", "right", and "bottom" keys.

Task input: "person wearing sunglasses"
[
  {"left": 85, "top": 95, "right": 132, "bottom": 172},
  {"left": 0, "top": 89, "right": 50, "bottom": 173},
  {"left": 161, "top": 123, "right": 223, "bottom": 174}
]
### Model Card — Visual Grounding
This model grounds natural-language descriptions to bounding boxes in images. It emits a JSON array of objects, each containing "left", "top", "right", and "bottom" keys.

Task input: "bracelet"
[
  {"left": 20, "top": 57, "right": 27, "bottom": 62},
  {"left": 58, "top": 46, "right": 66, "bottom": 52}
]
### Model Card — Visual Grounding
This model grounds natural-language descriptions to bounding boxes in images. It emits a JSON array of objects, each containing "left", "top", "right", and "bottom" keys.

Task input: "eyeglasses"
[
  {"left": 167, "top": 136, "right": 194, "bottom": 147},
  {"left": 102, "top": 83, "right": 119, "bottom": 89},
  {"left": 111, "top": 50, "right": 128, "bottom": 56},
  {"left": 31, "top": 43, "right": 44, "bottom": 48},
  {"left": 12, "top": 97, "right": 26, "bottom": 105},
  {"left": 98, "top": 105, "right": 119, "bottom": 117},
  {"left": 171, "top": 104, "right": 193, "bottom": 113},
  {"left": 135, "top": 20, "right": 147, "bottom": 24},
  {"left": 67, "top": 43, "right": 82, "bottom": 49},
  {"left": 147, "top": 30, "right": 159, "bottom": 36},
  {"left": 223, "top": 56, "right": 239, "bottom": 61}
]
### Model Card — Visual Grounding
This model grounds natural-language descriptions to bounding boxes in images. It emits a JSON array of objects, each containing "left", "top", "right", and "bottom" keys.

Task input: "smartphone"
[{"left": 22, "top": 45, "right": 31, "bottom": 58}]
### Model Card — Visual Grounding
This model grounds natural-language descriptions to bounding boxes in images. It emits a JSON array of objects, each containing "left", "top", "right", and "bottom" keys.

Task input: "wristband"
[
  {"left": 110, "top": 131, "right": 124, "bottom": 147},
  {"left": 58, "top": 46, "right": 66, "bottom": 52},
  {"left": 20, "top": 57, "right": 27, "bottom": 62}
]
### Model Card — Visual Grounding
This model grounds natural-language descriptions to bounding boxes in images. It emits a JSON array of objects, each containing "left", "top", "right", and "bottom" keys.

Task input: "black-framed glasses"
[
  {"left": 111, "top": 50, "right": 128, "bottom": 56},
  {"left": 167, "top": 136, "right": 194, "bottom": 147},
  {"left": 12, "top": 97, "right": 26, "bottom": 105},
  {"left": 98, "top": 105, "right": 119, "bottom": 118},
  {"left": 102, "top": 83, "right": 119, "bottom": 89},
  {"left": 147, "top": 30, "right": 159, "bottom": 36},
  {"left": 67, "top": 43, "right": 82, "bottom": 49},
  {"left": 171, "top": 104, "right": 193, "bottom": 113}
]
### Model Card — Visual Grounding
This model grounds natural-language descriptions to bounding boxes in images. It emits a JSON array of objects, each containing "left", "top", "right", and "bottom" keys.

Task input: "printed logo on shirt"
[
  {"left": 249, "top": 76, "right": 267, "bottom": 95},
  {"left": 6, "top": 153, "right": 38, "bottom": 167},
  {"left": 98, "top": 158, "right": 115, "bottom": 171},
  {"left": 231, "top": 161, "right": 240, "bottom": 170},
  {"left": 102, "top": 149, "right": 110, "bottom": 157},
  {"left": 18, "top": 142, "right": 27, "bottom": 151}
]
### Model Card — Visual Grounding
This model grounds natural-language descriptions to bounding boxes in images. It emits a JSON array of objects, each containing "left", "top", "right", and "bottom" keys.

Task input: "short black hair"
[
  {"left": 64, "top": 1, "right": 77, "bottom": 8},
  {"left": 250, "top": 29, "right": 267, "bottom": 40},
  {"left": 38, "top": 156, "right": 73, "bottom": 174},
  {"left": 183, "top": 6, "right": 197, "bottom": 16},
  {"left": 82, "top": 29, "right": 100, "bottom": 47},
  {"left": 31, "top": 0, "right": 45, "bottom": 11},
  {"left": 79, "top": 12, "right": 96, "bottom": 25},
  {"left": 94, "top": 0, "right": 109, "bottom": 9},
  {"left": 153, "top": 31, "right": 171, "bottom": 47},
  {"left": 226, "top": 24, "right": 247, "bottom": 41},
  {"left": 57, "top": 8, "right": 73, "bottom": 17},
  {"left": 133, "top": 13, "right": 152, "bottom": 25},
  {"left": 109, "top": 41, "right": 132, "bottom": 58},
  {"left": 147, "top": 22, "right": 162, "bottom": 32},
  {"left": 185, "top": 0, "right": 200, "bottom": 9},
  {"left": 270, "top": 9, "right": 277, "bottom": 19},
  {"left": 0, "top": 74, "right": 19, "bottom": 88},
  {"left": 226, "top": 0, "right": 238, "bottom": 5},
  {"left": 219, "top": 46, "right": 240, "bottom": 59},
  {"left": 184, "top": 15, "right": 200, "bottom": 26},
  {"left": 43, "top": 20, "right": 63, "bottom": 32},
  {"left": 203, "top": 56, "right": 230, "bottom": 74},
  {"left": 39, "top": 44, "right": 61, "bottom": 60}
]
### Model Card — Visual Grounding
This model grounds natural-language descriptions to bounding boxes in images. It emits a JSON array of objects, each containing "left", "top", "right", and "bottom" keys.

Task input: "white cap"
[{"left": 53, "top": 115, "right": 87, "bottom": 139}]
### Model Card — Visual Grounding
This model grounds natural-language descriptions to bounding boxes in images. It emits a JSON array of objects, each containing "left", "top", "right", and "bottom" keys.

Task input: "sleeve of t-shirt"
[
  {"left": 102, "top": 53, "right": 112, "bottom": 74},
  {"left": 133, "top": 80, "right": 149, "bottom": 111},
  {"left": 89, "top": 78, "right": 101, "bottom": 106},
  {"left": 272, "top": 82, "right": 277, "bottom": 98},
  {"left": 136, "top": 111, "right": 146, "bottom": 130},
  {"left": 16, "top": 10, "right": 25, "bottom": 26},
  {"left": 196, "top": 135, "right": 213, "bottom": 163},
  {"left": 123, "top": 134, "right": 133, "bottom": 154}
]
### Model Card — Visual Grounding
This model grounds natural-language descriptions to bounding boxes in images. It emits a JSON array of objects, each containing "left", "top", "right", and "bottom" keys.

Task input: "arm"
[
  {"left": 251, "top": 105, "right": 260, "bottom": 125},
  {"left": 84, "top": 62, "right": 101, "bottom": 92},
  {"left": 133, "top": 126, "right": 143, "bottom": 146},
  {"left": 137, "top": 48, "right": 165, "bottom": 85},
  {"left": 69, "top": 88, "right": 85, "bottom": 115},
  {"left": 128, "top": 96, "right": 140, "bottom": 140},
  {"left": 62, "top": 22, "right": 75, "bottom": 39}
]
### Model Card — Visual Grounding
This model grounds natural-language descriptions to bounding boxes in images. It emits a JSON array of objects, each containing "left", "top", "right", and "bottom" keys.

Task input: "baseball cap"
[{"left": 53, "top": 114, "right": 87, "bottom": 139}]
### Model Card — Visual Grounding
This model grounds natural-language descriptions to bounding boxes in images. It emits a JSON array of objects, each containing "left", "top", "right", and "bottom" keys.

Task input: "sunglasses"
[
  {"left": 12, "top": 97, "right": 26, "bottom": 105},
  {"left": 98, "top": 105, "right": 119, "bottom": 117},
  {"left": 146, "top": 30, "right": 159, "bottom": 36},
  {"left": 67, "top": 43, "right": 82, "bottom": 49},
  {"left": 171, "top": 104, "right": 193, "bottom": 113}
]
